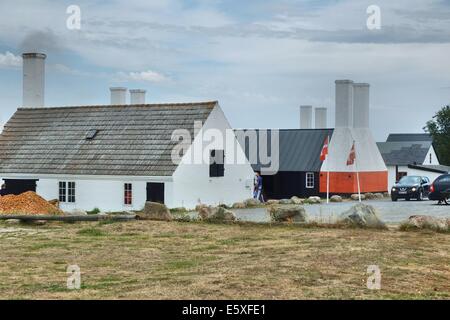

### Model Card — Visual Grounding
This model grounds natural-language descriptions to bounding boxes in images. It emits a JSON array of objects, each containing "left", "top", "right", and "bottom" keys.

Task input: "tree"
[{"left": 424, "top": 105, "right": 450, "bottom": 165}]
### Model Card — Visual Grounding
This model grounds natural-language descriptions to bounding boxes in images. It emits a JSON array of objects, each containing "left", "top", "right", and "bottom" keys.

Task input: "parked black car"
[
  {"left": 428, "top": 174, "right": 450, "bottom": 205},
  {"left": 391, "top": 176, "right": 430, "bottom": 201}
]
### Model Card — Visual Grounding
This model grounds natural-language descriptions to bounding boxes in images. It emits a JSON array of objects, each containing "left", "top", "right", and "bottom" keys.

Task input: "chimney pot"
[
  {"left": 110, "top": 87, "right": 127, "bottom": 105},
  {"left": 353, "top": 83, "right": 370, "bottom": 128},
  {"left": 335, "top": 79, "right": 354, "bottom": 127},
  {"left": 130, "top": 89, "right": 146, "bottom": 104},
  {"left": 315, "top": 107, "right": 327, "bottom": 129},
  {"left": 300, "top": 105, "right": 313, "bottom": 129},
  {"left": 22, "top": 52, "right": 46, "bottom": 107}
]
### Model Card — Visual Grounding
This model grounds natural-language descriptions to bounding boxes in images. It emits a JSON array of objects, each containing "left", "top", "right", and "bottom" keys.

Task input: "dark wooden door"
[
  {"left": 146, "top": 182, "right": 165, "bottom": 204},
  {"left": 3, "top": 179, "right": 38, "bottom": 195}
]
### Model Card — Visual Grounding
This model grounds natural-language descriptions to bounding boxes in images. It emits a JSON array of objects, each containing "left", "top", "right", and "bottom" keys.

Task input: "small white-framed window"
[
  {"left": 306, "top": 172, "right": 314, "bottom": 189},
  {"left": 59, "top": 181, "right": 76, "bottom": 203},
  {"left": 124, "top": 183, "right": 132, "bottom": 205}
]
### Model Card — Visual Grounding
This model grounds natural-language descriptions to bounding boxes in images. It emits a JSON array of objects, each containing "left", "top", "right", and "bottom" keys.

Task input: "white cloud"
[
  {"left": 116, "top": 70, "right": 168, "bottom": 83},
  {"left": 0, "top": 51, "right": 21, "bottom": 68}
]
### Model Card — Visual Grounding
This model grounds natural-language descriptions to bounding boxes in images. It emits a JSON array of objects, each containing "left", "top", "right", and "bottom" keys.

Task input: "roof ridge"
[{"left": 17, "top": 101, "right": 218, "bottom": 111}]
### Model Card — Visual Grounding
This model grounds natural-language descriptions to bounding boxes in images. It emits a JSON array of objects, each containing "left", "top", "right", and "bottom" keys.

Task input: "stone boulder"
[
  {"left": 374, "top": 193, "right": 384, "bottom": 199},
  {"left": 401, "top": 215, "right": 449, "bottom": 233},
  {"left": 330, "top": 195, "right": 343, "bottom": 203},
  {"left": 265, "top": 199, "right": 280, "bottom": 206},
  {"left": 305, "top": 196, "right": 321, "bottom": 204},
  {"left": 244, "top": 198, "right": 261, "bottom": 207},
  {"left": 199, "top": 206, "right": 236, "bottom": 222},
  {"left": 351, "top": 194, "right": 366, "bottom": 201},
  {"left": 279, "top": 199, "right": 293, "bottom": 205},
  {"left": 339, "top": 204, "right": 386, "bottom": 229},
  {"left": 5, "top": 219, "right": 21, "bottom": 225},
  {"left": 268, "top": 205, "right": 308, "bottom": 223},
  {"left": 364, "top": 193, "right": 375, "bottom": 200},
  {"left": 137, "top": 202, "right": 173, "bottom": 221},
  {"left": 232, "top": 202, "right": 246, "bottom": 209},
  {"left": 291, "top": 196, "right": 304, "bottom": 205}
]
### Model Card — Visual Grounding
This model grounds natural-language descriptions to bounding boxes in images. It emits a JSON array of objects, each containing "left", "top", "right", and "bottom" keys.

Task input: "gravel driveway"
[{"left": 231, "top": 199, "right": 450, "bottom": 224}]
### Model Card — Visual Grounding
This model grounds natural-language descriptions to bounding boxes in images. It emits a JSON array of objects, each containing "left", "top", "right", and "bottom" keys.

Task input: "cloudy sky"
[{"left": 0, "top": 0, "right": 450, "bottom": 140}]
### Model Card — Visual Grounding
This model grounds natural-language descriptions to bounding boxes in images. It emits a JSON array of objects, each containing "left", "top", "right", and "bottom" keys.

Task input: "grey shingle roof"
[
  {"left": 377, "top": 141, "right": 431, "bottom": 166},
  {"left": 0, "top": 101, "right": 217, "bottom": 176},
  {"left": 408, "top": 164, "right": 450, "bottom": 174},
  {"left": 235, "top": 129, "right": 334, "bottom": 172},
  {"left": 386, "top": 133, "right": 432, "bottom": 142}
]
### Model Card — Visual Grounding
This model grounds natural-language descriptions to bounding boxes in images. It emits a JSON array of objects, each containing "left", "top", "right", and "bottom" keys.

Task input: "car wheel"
[
  {"left": 405, "top": 197, "right": 411, "bottom": 201},
  {"left": 391, "top": 196, "right": 397, "bottom": 202},
  {"left": 444, "top": 197, "right": 449, "bottom": 205},
  {"left": 417, "top": 190, "right": 423, "bottom": 201}
]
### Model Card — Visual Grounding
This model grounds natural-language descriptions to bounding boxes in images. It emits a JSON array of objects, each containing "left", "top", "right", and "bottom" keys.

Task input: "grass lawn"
[{"left": 0, "top": 220, "right": 448, "bottom": 299}]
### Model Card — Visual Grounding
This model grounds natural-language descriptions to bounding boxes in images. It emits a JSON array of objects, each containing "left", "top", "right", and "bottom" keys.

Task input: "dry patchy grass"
[{"left": 0, "top": 220, "right": 448, "bottom": 299}]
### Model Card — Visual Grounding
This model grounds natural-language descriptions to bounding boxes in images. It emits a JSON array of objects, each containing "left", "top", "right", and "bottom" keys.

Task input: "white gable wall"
[
  {"left": 386, "top": 165, "right": 445, "bottom": 192},
  {"left": 423, "top": 145, "right": 440, "bottom": 165},
  {"left": 170, "top": 104, "right": 254, "bottom": 209}
]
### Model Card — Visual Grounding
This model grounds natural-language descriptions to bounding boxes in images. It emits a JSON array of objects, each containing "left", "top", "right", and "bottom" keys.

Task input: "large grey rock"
[
  {"left": 339, "top": 204, "right": 386, "bottom": 229},
  {"left": 374, "top": 193, "right": 384, "bottom": 199},
  {"left": 137, "top": 202, "right": 173, "bottom": 221},
  {"left": 266, "top": 199, "right": 280, "bottom": 206},
  {"left": 65, "top": 209, "right": 88, "bottom": 216},
  {"left": 364, "top": 193, "right": 375, "bottom": 200},
  {"left": 351, "top": 194, "right": 366, "bottom": 201},
  {"left": 199, "top": 206, "right": 236, "bottom": 222},
  {"left": 401, "top": 215, "right": 449, "bottom": 232},
  {"left": 268, "top": 205, "right": 308, "bottom": 223},
  {"left": 232, "top": 202, "right": 246, "bottom": 209},
  {"left": 5, "top": 219, "right": 21, "bottom": 225},
  {"left": 291, "top": 196, "right": 304, "bottom": 205},
  {"left": 244, "top": 198, "right": 261, "bottom": 207},
  {"left": 279, "top": 199, "right": 294, "bottom": 205},
  {"left": 330, "top": 195, "right": 343, "bottom": 203},
  {"left": 305, "top": 196, "right": 321, "bottom": 204}
]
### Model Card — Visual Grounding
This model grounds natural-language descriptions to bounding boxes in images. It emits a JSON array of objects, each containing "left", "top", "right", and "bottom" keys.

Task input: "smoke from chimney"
[{"left": 22, "top": 53, "right": 46, "bottom": 107}]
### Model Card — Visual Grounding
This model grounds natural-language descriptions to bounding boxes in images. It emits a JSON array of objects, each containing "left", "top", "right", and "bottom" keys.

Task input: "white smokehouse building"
[
  {"left": 0, "top": 101, "right": 255, "bottom": 211},
  {"left": 0, "top": 52, "right": 255, "bottom": 211}
]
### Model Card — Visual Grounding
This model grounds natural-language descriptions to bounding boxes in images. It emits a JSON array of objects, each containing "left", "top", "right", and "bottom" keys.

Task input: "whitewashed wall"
[
  {"left": 386, "top": 165, "right": 445, "bottom": 192},
  {"left": 171, "top": 105, "right": 254, "bottom": 209}
]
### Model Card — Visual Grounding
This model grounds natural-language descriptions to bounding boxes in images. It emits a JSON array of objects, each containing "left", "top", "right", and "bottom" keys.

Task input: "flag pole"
[
  {"left": 326, "top": 135, "right": 330, "bottom": 204},
  {"left": 354, "top": 140, "right": 361, "bottom": 202}
]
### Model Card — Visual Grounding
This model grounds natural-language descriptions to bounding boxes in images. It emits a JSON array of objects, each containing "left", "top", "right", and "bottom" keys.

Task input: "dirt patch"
[{"left": 0, "top": 192, "right": 63, "bottom": 215}]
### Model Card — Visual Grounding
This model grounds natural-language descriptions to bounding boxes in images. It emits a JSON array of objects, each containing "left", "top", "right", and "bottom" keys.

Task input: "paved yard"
[{"left": 232, "top": 199, "right": 450, "bottom": 224}]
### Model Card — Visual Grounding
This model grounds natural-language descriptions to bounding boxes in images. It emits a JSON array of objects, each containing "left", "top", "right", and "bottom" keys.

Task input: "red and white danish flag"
[
  {"left": 320, "top": 136, "right": 329, "bottom": 161},
  {"left": 346, "top": 142, "right": 356, "bottom": 166}
]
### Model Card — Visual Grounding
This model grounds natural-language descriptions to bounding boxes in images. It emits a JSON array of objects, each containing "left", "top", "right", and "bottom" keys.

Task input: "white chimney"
[
  {"left": 315, "top": 107, "right": 327, "bottom": 129},
  {"left": 110, "top": 87, "right": 127, "bottom": 105},
  {"left": 300, "top": 105, "right": 313, "bottom": 129},
  {"left": 22, "top": 53, "right": 46, "bottom": 107},
  {"left": 130, "top": 89, "right": 146, "bottom": 104},
  {"left": 335, "top": 80, "right": 354, "bottom": 127},
  {"left": 353, "top": 83, "right": 370, "bottom": 128}
]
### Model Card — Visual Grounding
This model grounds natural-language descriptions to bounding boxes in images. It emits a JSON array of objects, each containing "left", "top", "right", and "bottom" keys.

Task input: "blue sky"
[{"left": 1, "top": 0, "right": 450, "bottom": 140}]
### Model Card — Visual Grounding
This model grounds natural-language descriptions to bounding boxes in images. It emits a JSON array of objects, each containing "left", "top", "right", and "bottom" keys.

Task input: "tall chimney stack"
[
  {"left": 22, "top": 53, "right": 46, "bottom": 107},
  {"left": 315, "top": 107, "right": 327, "bottom": 129},
  {"left": 110, "top": 87, "right": 127, "bottom": 105},
  {"left": 130, "top": 89, "right": 146, "bottom": 104},
  {"left": 300, "top": 105, "right": 313, "bottom": 129},
  {"left": 353, "top": 83, "right": 370, "bottom": 128},
  {"left": 335, "top": 80, "right": 354, "bottom": 127}
]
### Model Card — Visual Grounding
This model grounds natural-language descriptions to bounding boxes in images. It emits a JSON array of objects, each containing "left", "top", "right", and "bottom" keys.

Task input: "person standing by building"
[{"left": 253, "top": 171, "right": 264, "bottom": 203}]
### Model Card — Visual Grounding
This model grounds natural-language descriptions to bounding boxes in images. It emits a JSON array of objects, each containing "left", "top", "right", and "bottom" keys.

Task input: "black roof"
[
  {"left": 386, "top": 133, "right": 432, "bottom": 142},
  {"left": 377, "top": 141, "right": 432, "bottom": 166},
  {"left": 235, "top": 129, "right": 333, "bottom": 172}
]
